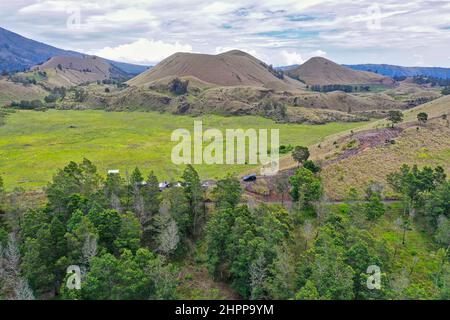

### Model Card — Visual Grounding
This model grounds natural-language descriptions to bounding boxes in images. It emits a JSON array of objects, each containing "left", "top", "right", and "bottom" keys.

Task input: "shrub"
[
  {"left": 169, "top": 78, "right": 189, "bottom": 95},
  {"left": 44, "top": 94, "right": 58, "bottom": 103},
  {"left": 11, "top": 99, "right": 44, "bottom": 110}
]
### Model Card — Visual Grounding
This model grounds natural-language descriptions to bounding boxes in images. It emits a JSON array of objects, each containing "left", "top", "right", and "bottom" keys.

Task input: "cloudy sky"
[{"left": 1, "top": 0, "right": 450, "bottom": 67}]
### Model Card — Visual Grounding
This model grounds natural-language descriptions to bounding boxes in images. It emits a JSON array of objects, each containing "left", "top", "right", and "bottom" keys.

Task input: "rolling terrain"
[
  {"left": 31, "top": 55, "right": 131, "bottom": 87},
  {"left": 50, "top": 52, "right": 413, "bottom": 123},
  {"left": 0, "top": 28, "right": 428, "bottom": 125},
  {"left": 0, "top": 76, "right": 47, "bottom": 105},
  {"left": 268, "top": 95, "right": 450, "bottom": 200},
  {"left": 0, "top": 30, "right": 448, "bottom": 302},
  {"left": 0, "top": 26, "right": 147, "bottom": 75}
]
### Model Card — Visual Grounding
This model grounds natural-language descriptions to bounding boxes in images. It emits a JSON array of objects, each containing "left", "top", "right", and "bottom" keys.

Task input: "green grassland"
[{"left": 0, "top": 109, "right": 366, "bottom": 190}]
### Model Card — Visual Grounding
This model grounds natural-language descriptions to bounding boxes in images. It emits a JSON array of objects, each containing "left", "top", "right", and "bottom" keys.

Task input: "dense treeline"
[
  {"left": 0, "top": 160, "right": 207, "bottom": 299},
  {"left": 0, "top": 159, "right": 449, "bottom": 300},
  {"left": 310, "top": 84, "right": 371, "bottom": 93},
  {"left": 10, "top": 99, "right": 44, "bottom": 110},
  {"left": 412, "top": 75, "right": 450, "bottom": 87},
  {"left": 7, "top": 71, "right": 47, "bottom": 85}
]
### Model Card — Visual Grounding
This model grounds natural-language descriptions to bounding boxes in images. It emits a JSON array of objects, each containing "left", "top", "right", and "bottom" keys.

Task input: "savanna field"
[{"left": 0, "top": 109, "right": 366, "bottom": 190}]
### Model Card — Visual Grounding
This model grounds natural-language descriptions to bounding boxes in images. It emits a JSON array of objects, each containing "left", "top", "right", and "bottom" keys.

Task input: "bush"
[
  {"left": 11, "top": 99, "right": 44, "bottom": 110},
  {"left": 442, "top": 87, "right": 450, "bottom": 95},
  {"left": 8, "top": 75, "right": 37, "bottom": 85},
  {"left": 279, "top": 144, "right": 294, "bottom": 154},
  {"left": 303, "top": 160, "right": 321, "bottom": 173},
  {"left": 74, "top": 88, "right": 88, "bottom": 102},
  {"left": 44, "top": 94, "right": 58, "bottom": 103},
  {"left": 168, "top": 78, "right": 189, "bottom": 95}
]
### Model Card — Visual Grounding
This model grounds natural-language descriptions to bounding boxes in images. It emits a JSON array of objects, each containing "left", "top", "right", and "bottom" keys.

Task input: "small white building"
[{"left": 108, "top": 170, "right": 120, "bottom": 174}]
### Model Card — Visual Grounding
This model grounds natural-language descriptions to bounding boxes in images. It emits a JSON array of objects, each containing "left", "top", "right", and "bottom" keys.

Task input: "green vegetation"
[
  {"left": 388, "top": 110, "right": 404, "bottom": 128},
  {"left": 442, "top": 87, "right": 450, "bottom": 95},
  {"left": 204, "top": 164, "right": 449, "bottom": 300},
  {"left": 0, "top": 159, "right": 180, "bottom": 299},
  {"left": 310, "top": 84, "right": 389, "bottom": 93},
  {"left": 0, "top": 109, "right": 366, "bottom": 190},
  {"left": 169, "top": 78, "right": 189, "bottom": 95},
  {"left": 417, "top": 112, "right": 428, "bottom": 125},
  {"left": 8, "top": 72, "right": 47, "bottom": 86},
  {"left": 0, "top": 159, "right": 448, "bottom": 300},
  {"left": 291, "top": 146, "right": 310, "bottom": 165},
  {"left": 10, "top": 100, "right": 44, "bottom": 110}
]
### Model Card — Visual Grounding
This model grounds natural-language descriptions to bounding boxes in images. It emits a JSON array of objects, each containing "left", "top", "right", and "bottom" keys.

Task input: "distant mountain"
[
  {"left": 0, "top": 27, "right": 148, "bottom": 75},
  {"left": 345, "top": 64, "right": 450, "bottom": 79},
  {"left": 286, "top": 57, "right": 394, "bottom": 86},
  {"left": 127, "top": 50, "right": 302, "bottom": 90},
  {"left": 275, "top": 64, "right": 300, "bottom": 72}
]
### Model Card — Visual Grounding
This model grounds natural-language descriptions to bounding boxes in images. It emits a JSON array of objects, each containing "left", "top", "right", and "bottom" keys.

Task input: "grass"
[
  {"left": 320, "top": 120, "right": 450, "bottom": 199},
  {"left": 369, "top": 203, "right": 442, "bottom": 299},
  {"left": 0, "top": 109, "right": 366, "bottom": 190},
  {"left": 280, "top": 96, "right": 450, "bottom": 175},
  {"left": 0, "top": 78, "right": 47, "bottom": 106}
]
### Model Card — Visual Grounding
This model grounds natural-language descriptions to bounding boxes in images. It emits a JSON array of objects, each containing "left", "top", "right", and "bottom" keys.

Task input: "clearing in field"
[{"left": 0, "top": 109, "right": 366, "bottom": 190}]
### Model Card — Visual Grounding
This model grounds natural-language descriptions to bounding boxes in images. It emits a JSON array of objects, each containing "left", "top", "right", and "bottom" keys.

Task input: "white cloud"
[
  {"left": 280, "top": 50, "right": 305, "bottom": 65},
  {"left": 3, "top": 0, "right": 450, "bottom": 67},
  {"left": 311, "top": 50, "right": 327, "bottom": 57},
  {"left": 94, "top": 38, "right": 193, "bottom": 65},
  {"left": 88, "top": 8, "right": 158, "bottom": 25},
  {"left": 280, "top": 50, "right": 327, "bottom": 66},
  {"left": 202, "top": 2, "right": 238, "bottom": 14}
]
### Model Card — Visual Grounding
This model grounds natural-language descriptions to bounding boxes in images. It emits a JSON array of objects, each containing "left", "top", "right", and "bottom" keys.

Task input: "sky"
[{"left": 1, "top": 0, "right": 450, "bottom": 67}]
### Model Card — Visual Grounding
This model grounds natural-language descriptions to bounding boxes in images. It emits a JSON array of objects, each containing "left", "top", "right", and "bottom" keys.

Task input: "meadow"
[{"left": 0, "top": 109, "right": 366, "bottom": 190}]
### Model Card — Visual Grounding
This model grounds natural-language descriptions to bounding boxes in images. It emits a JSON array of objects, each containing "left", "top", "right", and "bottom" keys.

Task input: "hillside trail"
[{"left": 241, "top": 118, "right": 437, "bottom": 202}]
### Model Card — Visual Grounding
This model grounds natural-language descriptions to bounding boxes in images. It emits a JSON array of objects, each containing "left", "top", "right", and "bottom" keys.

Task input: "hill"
[
  {"left": 287, "top": 90, "right": 403, "bottom": 115},
  {"left": 287, "top": 57, "right": 394, "bottom": 86},
  {"left": 273, "top": 95, "right": 450, "bottom": 199},
  {"left": 346, "top": 64, "right": 450, "bottom": 79},
  {"left": 31, "top": 55, "right": 130, "bottom": 87},
  {"left": 0, "top": 26, "right": 147, "bottom": 75},
  {"left": 127, "top": 50, "right": 302, "bottom": 90},
  {"left": 0, "top": 77, "right": 47, "bottom": 106}
]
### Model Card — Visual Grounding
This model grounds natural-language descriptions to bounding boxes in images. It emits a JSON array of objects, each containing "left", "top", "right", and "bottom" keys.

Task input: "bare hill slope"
[
  {"left": 127, "top": 50, "right": 302, "bottom": 90},
  {"left": 0, "top": 77, "right": 47, "bottom": 105},
  {"left": 288, "top": 57, "right": 394, "bottom": 86},
  {"left": 32, "top": 55, "right": 130, "bottom": 87}
]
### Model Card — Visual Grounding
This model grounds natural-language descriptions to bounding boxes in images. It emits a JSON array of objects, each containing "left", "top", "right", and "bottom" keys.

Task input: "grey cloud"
[{"left": 0, "top": 0, "right": 448, "bottom": 66}]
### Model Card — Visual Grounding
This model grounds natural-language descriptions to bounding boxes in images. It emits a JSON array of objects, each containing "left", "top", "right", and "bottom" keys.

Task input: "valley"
[
  {"left": 0, "top": 18, "right": 449, "bottom": 303},
  {"left": 0, "top": 109, "right": 366, "bottom": 190}
]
